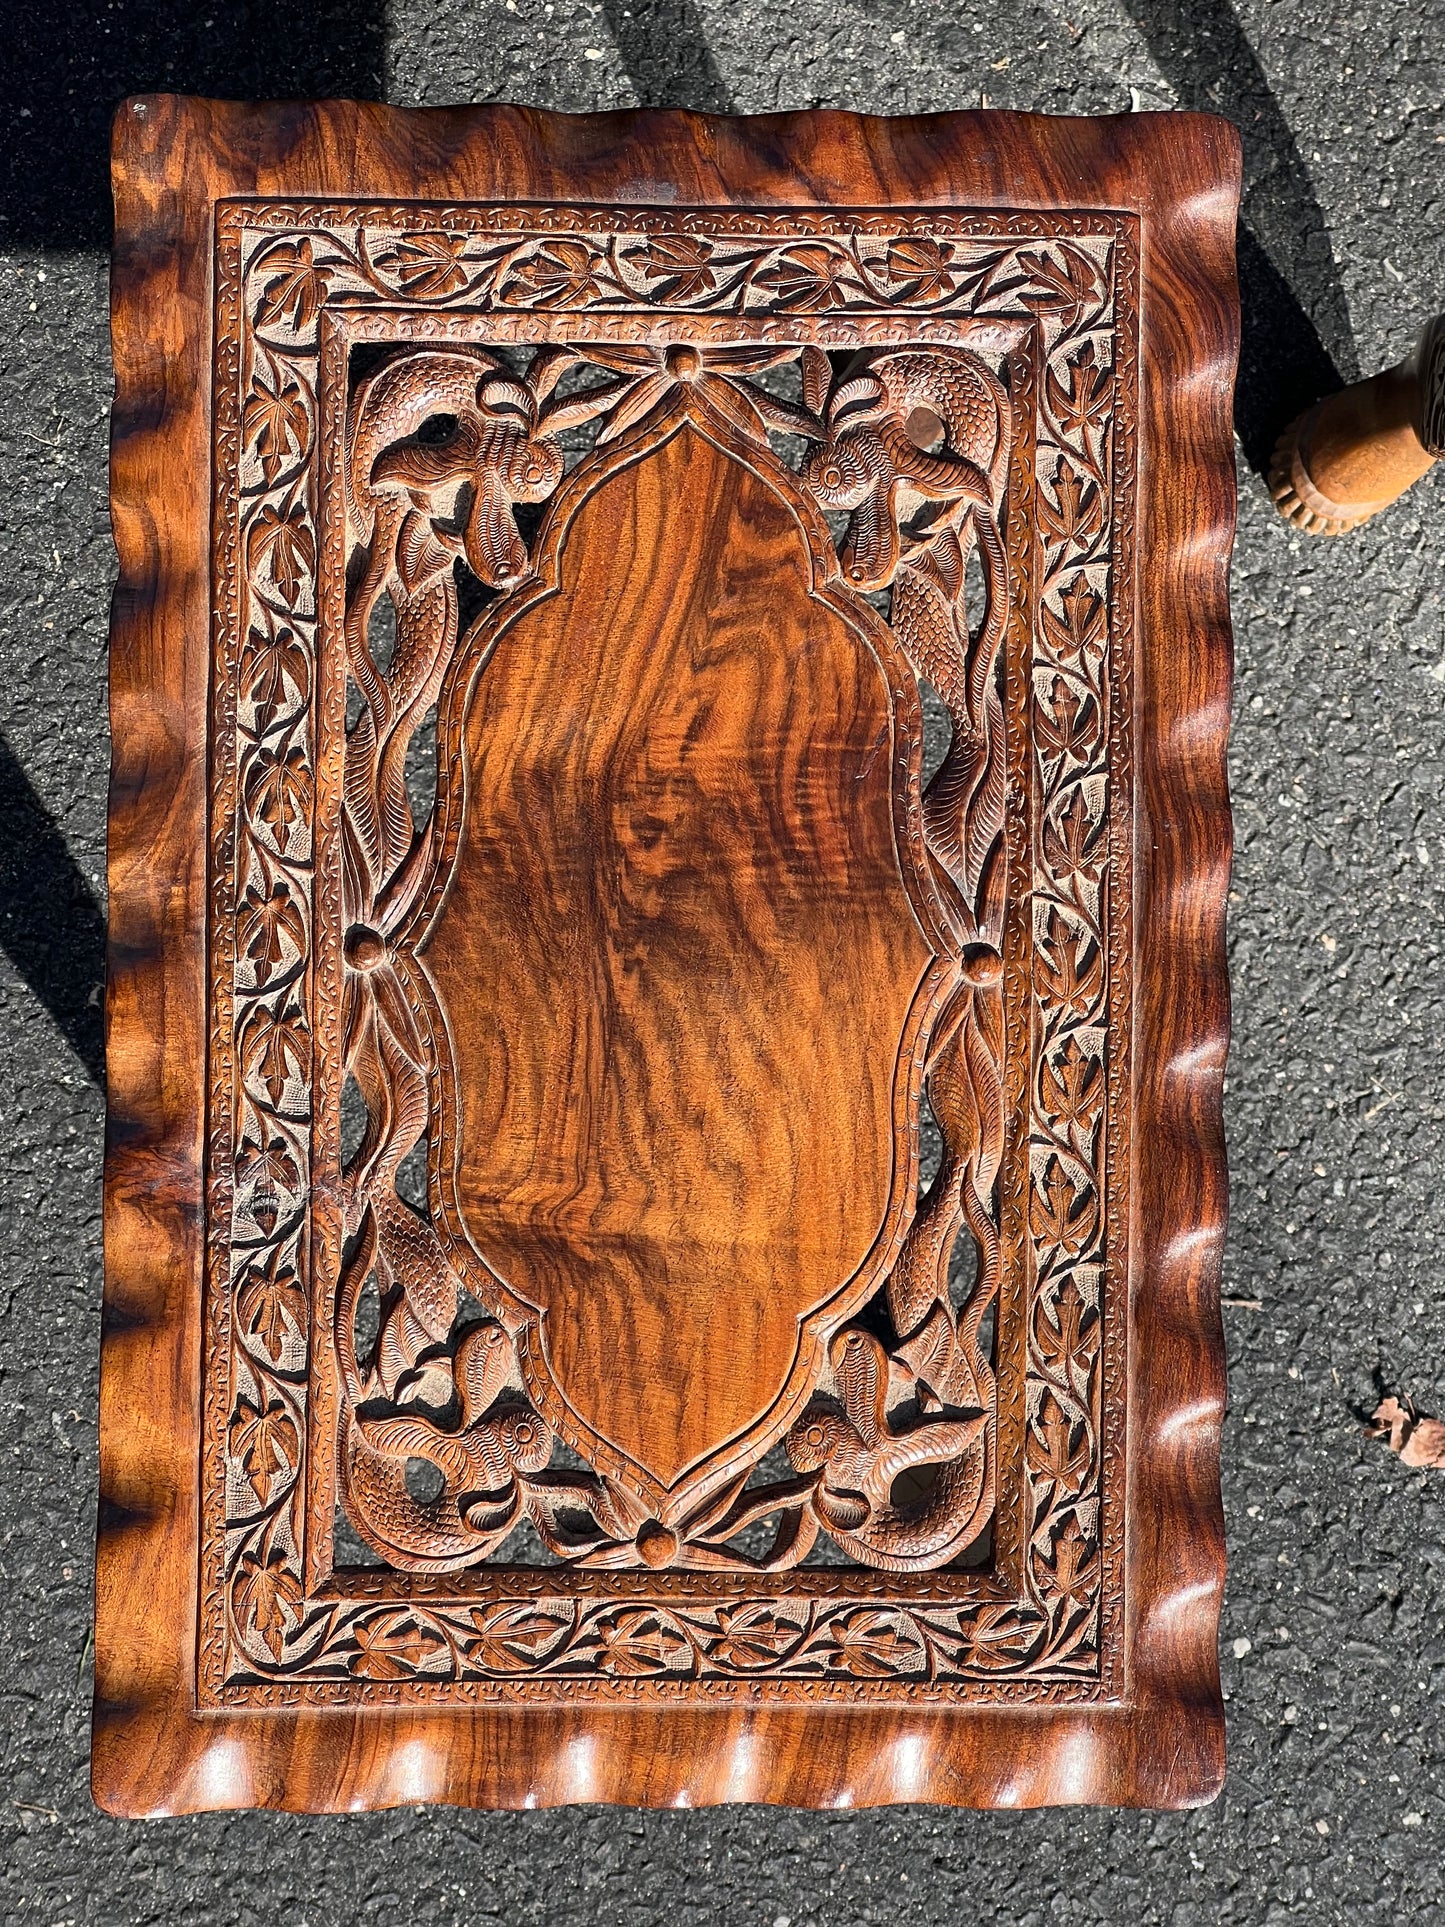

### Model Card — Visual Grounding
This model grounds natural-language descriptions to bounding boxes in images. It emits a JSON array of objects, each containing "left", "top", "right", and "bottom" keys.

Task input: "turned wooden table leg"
[{"left": 1271, "top": 313, "right": 1445, "bottom": 534}]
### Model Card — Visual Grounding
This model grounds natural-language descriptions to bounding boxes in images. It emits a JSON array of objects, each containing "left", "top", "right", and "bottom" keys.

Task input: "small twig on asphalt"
[{"left": 12, "top": 1799, "right": 60, "bottom": 1823}]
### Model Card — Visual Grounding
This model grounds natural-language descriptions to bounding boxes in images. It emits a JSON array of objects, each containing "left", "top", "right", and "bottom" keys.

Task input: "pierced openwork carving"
[{"left": 203, "top": 204, "right": 1135, "bottom": 1702}]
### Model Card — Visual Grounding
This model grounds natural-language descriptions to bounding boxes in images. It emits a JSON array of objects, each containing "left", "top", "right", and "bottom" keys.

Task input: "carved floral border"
[{"left": 201, "top": 202, "right": 1136, "bottom": 1704}]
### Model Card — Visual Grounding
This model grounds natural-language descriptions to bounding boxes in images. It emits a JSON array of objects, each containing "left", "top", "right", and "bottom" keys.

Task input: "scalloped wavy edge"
[{"left": 96, "top": 97, "right": 1238, "bottom": 1816}]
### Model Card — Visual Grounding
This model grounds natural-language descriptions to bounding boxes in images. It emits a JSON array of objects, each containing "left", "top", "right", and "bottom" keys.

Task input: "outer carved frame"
[
  {"left": 99, "top": 98, "right": 1238, "bottom": 1814},
  {"left": 214, "top": 205, "right": 1114, "bottom": 1697}
]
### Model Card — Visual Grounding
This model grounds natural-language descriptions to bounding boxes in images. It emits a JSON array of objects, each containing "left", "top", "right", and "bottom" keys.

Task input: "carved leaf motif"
[
  {"left": 1035, "top": 908, "right": 1103, "bottom": 1020},
  {"left": 236, "top": 1125, "right": 300, "bottom": 1202},
  {"left": 1034, "top": 676, "right": 1099, "bottom": 767},
  {"left": 254, "top": 238, "right": 329, "bottom": 333},
  {"left": 240, "top": 999, "right": 308, "bottom": 1107},
  {"left": 501, "top": 238, "right": 605, "bottom": 309},
  {"left": 243, "top": 624, "right": 310, "bottom": 730},
  {"left": 244, "top": 743, "right": 311, "bottom": 855},
  {"left": 592, "top": 1611, "right": 691, "bottom": 1677},
  {"left": 884, "top": 236, "right": 957, "bottom": 300},
  {"left": 755, "top": 244, "right": 854, "bottom": 310},
  {"left": 348, "top": 1613, "right": 448, "bottom": 1680},
  {"left": 227, "top": 1395, "right": 300, "bottom": 1503},
  {"left": 462, "top": 1604, "right": 571, "bottom": 1672},
  {"left": 953, "top": 1602, "right": 1038, "bottom": 1670},
  {"left": 1042, "top": 787, "right": 1105, "bottom": 884},
  {"left": 1029, "top": 1159, "right": 1096, "bottom": 1259},
  {"left": 623, "top": 233, "right": 716, "bottom": 301},
  {"left": 801, "top": 345, "right": 831, "bottom": 417},
  {"left": 246, "top": 504, "right": 315, "bottom": 607},
  {"left": 1045, "top": 341, "right": 1112, "bottom": 443},
  {"left": 237, "top": 1250, "right": 306, "bottom": 1363},
  {"left": 1034, "top": 1277, "right": 1094, "bottom": 1378},
  {"left": 705, "top": 1605, "right": 804, "bottom": 1669},
  {"left": 1041, "top": 573, "right": 1107, "bottom": 663},
  {"left": 1039, "top": 1035, "right": 1103, "bottom": 1140},
  {"left": 242, "top": 372, "right": 310, "bottom": 486},
  {"left": 687, "top": 371, "right": 775, "bottom": 447},
  {"left": 374, "top": 231, "right": 470, "bottom": 299},
  {"left": 233, "top": 1546, "right": 303, "bottom": 1659},
  {"left": 1026, "top": 1393, "right": 1090, "bottom": 1490},
  {"left": 237, "top": 880, "right": 305, "bottom": 985},
  {"left": 536, "top": 373, "right": 638, "bottom": 438},
  {"left": 821, "top": 1609, "right": 924, "bottom": 1678},
  {"left": 1038, "top": 455, "right": 1103, "bottom": 549},
  {"left": 1040, "top": 1516, "right": 1097, "bottom": 1610},
  {"left": 1014, "top": 246, "right": 1104, "bottom": 329}
]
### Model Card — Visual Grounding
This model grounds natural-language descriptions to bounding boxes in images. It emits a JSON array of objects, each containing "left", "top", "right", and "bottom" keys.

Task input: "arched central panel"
[{"left": 420, "top": 418, "right": 936, "bottom": 1491}]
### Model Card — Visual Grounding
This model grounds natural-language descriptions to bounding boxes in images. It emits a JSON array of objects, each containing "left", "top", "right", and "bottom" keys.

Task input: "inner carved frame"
[{"left": 203, "top": 202, "right": 1136, "bottom": 1705}]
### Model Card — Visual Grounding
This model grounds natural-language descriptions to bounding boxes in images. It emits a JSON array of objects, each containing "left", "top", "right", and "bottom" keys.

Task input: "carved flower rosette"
[{"left": 203, "top": 202, "right": 1137, "bottom": 1705}]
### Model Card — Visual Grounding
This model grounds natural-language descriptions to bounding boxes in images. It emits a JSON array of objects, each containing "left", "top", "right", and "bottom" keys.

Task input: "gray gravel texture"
[{"left": 2, "top": 0, "right": 1445, "bottom": 1921}]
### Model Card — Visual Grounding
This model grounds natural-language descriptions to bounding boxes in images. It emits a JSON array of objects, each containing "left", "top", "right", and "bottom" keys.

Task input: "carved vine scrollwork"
[
  {"left": 332, "top": 335, "right": 1011, "bottom": 1580},
  {"left": 207, "top": 205, "right": 1131, "bottom": 1695},
  {"left": 789, "top": 344, "right": 1012, "bottom": 1572}
]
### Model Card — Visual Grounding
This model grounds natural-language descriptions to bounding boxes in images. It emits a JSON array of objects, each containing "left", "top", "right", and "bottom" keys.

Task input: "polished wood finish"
[
  {"left": 99, "top": 97, "right": 1239, "bottom": 1815},
  {"left": 1270, "top": 312, "right": 1444, "bottom": 533},
  {"left": 423, "top": 420, "right": 940, "bottom": 1493}
]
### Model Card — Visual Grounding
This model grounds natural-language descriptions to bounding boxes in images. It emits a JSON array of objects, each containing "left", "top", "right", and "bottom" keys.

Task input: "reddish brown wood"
[
  {"left": 423, "top": 420, "right": 943, "bottom": 1495},
  {"left": 98, "top": 96, "right": 1240, "bottom": 1815}
]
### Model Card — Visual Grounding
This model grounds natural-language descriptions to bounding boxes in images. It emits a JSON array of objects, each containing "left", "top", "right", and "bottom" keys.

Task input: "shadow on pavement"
[
  {"left": 0, "top": 734, "right": 105, "bottom": 1084},
  {"left": 0, "top": 1, "right": 386, "bottom": 1085},
  {"left": 1116, "top": 0, "right": 1358, "bottom": 470},
  {"left": 0, "top": 0, "right": 1354, "bottom": 1083},
  {"left": 0, "top": 0, "right": 385, "bottom": 249},
  {"left": 599, "top": 0, "right": 734, "bottom": 111}
]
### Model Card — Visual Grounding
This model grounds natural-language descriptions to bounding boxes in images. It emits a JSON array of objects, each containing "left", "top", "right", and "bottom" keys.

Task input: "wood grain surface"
[
  {"left": 420, "top": 413, "right": 937, "bottom": 1494},
  {"left": 98, "top": 96, "right": 1239, "bottom": 1815}
]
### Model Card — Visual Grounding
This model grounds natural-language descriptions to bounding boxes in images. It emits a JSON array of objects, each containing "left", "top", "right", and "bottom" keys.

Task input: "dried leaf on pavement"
[{"left": 1367, "top": 1395, "right": 1445, "bottom": 1470}]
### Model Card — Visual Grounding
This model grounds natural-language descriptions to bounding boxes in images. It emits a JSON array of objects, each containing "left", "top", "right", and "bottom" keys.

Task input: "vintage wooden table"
[{"left": 97, "top": 99, "right": 1240, "bottom": 1814}]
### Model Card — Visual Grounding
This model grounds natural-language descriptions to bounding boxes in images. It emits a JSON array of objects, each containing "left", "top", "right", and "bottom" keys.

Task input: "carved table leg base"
[{"left": 1270, "top": 316, "right": 1445, "bottom": 535}]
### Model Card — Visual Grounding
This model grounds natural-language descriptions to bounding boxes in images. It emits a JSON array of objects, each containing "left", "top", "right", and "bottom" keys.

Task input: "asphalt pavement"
[{"left": 2, "top": 1, "right": 1444, "bottom": 1921}]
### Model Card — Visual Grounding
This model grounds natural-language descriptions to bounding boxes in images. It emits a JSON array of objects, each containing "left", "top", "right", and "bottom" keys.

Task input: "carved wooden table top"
[{"left": 97, "top": 98, "right": 1240, "bottom": 1815}]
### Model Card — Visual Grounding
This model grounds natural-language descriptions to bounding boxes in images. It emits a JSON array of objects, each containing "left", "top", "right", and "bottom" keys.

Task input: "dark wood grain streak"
[
  {"left": 421, "top": 414, "right": 938, "bottom": 1494},
  {"left": 98, "top": 97, "right": 1239, "bottom": 1814}
]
